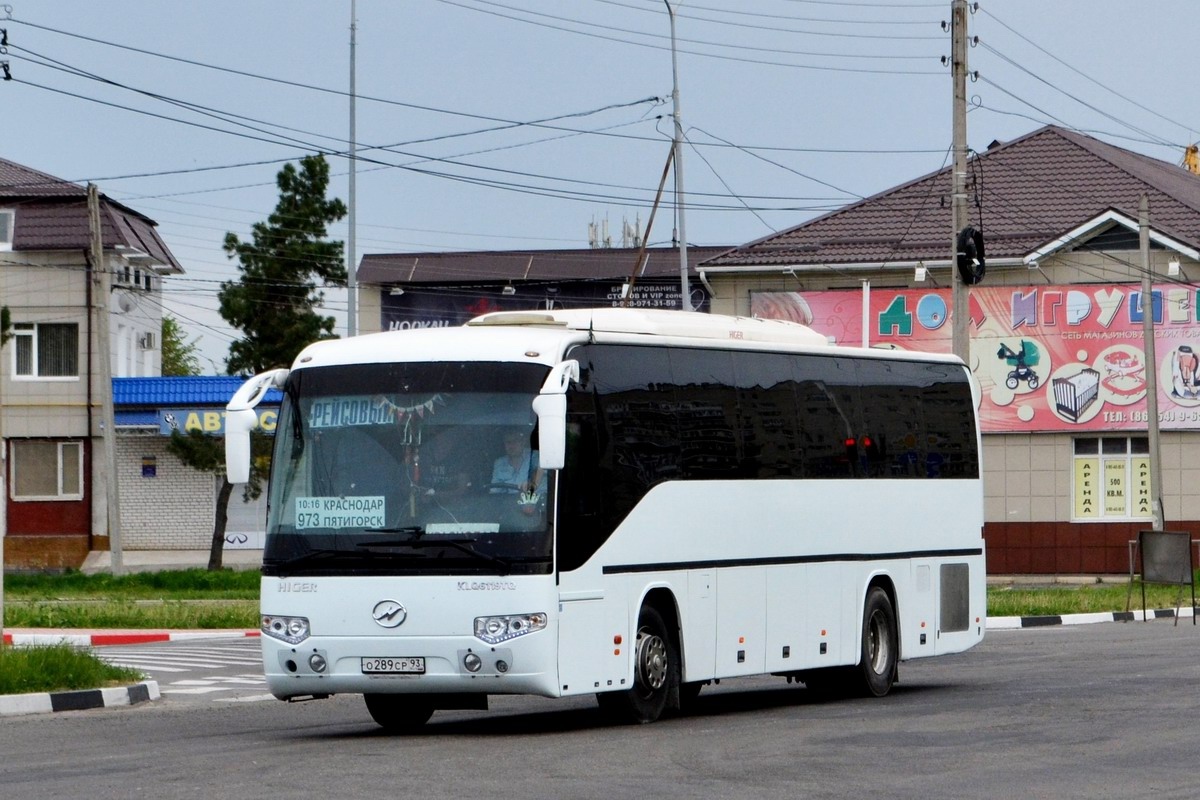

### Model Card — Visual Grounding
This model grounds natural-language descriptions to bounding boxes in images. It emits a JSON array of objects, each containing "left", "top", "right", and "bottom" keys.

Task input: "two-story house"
[{"left": 1, "top": 157, "right": 182, "bottom": 570}]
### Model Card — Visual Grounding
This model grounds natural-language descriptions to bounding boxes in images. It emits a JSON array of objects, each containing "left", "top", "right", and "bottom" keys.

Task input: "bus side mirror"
[
  {"left": 224, "top": 368, "right": 289, "bottom": 485},
  {"left": 532, "top": 394, "right": 566, "bottom": 470},
  {"left": 225, "top": 409, "right": 257, "bottom": 484},
  {"left": 533, "top": 360, "right": 578, "bottom": 471}
]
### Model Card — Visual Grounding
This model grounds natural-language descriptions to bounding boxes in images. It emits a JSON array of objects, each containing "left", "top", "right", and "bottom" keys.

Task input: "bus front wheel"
[
  {"left": 857, "top": 587, "right": 898, "bottom": 697},
  {"left": 597, "top": 605, "right": 678, "bottom": 724},
  {"left": 364, "top": 694, "right": 435, "bottom": 733}
]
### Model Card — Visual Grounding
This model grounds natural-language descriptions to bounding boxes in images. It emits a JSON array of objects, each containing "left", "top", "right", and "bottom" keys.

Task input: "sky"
[{"left": 4, "top": 0, "right": 1200, "bottom": 373}]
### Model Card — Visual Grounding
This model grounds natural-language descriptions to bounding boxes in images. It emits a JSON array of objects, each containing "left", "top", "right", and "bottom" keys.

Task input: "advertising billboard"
[{"left": 752, "top": 283, "right": 1200, "bottom": 433}]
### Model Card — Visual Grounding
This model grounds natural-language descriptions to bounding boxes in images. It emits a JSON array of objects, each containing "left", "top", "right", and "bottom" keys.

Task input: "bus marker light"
[
  {"left": 738, "top": 636, "right": 745, "bottom": 644},
  {"left": 820, "top": 630, "right": 827, "bottom": 637},
  {"left": 614, "top": 649, "right": 621, "bottom": 656},
  {"left": 614, "top": 635, "right": 622, "bottom": 645}
]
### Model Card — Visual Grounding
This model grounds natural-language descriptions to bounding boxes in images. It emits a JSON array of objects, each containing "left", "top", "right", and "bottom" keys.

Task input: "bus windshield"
[{"left": 263, "top": 361, "right": 554, "bottom": 577}]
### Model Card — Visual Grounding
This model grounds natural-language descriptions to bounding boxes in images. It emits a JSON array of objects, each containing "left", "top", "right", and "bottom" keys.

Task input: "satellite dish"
[{"left": 117, "top": 294, "right": 136, "bottom": 313}]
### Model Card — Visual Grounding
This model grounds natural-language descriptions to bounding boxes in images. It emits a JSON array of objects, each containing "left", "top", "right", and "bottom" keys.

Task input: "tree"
[
  {"left": 218, "top": 154, "right": 347, "bottom": 376},
  {"left": 172, "top": 155, "right": 345, "bottom": 570},
  {"left": 167, "top": 429, "right": 271, "bottom": 571},
  {"left": 161, "top": 314, "right": 201, "bottom": 376}
]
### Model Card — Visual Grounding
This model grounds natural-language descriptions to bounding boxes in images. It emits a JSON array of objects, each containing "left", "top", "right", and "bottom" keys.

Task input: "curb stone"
[
  {"left": 2, "top": 630, "right": 260, "bottom": 646},
  {"left": 0, "top": 681, "right": 161, "bottom": 717},
  {"left": 988, "top": 606, "right": 1196, "bottom": 629}
]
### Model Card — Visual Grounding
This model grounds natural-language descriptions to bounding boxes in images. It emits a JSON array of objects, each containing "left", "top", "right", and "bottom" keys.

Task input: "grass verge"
[
  {"left": 988, "top": 582, "right": 1196, "bottom": 618},
  {"left": 5, "top": 568, "right": 259, "bottom": 630},
  {"left": 0, "top": 643, "right": 144, "bottom": 694}
]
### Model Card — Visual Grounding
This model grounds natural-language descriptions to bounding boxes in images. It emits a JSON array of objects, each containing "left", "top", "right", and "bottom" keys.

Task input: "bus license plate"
[{"left": 361, "top": 657, "right": 425, "bottom": 674}]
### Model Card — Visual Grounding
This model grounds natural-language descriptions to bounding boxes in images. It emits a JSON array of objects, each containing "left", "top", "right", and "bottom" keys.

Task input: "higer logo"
[{"left": 371, "top": 600, "right": 408, "bottom": 628}]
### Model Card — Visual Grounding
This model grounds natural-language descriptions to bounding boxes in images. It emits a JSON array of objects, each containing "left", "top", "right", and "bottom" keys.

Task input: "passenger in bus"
[{"left": 490, "top": 429, "right": 545, "bottom": 500}]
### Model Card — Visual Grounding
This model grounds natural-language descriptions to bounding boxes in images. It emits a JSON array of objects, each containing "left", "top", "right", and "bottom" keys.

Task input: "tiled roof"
[
  {"left": 705, "top": 125, "right": 1200, "bottom": 268},
  {"left": 1, "top": 157, "right": 182, "bottom": 271},
  {"left": 114, "top": 376, "right": 281, "bottom": 408},
  {"left": 358, "top": 246, "right": 729, "bottom": 285},
  {"left": 0, "top": 158, "right": 83, "bottom": 198}
]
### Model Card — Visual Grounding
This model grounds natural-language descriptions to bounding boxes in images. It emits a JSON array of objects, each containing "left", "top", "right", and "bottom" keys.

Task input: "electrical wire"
[{"left": 432, "top": 0, "right": 944, "bottom": 73}]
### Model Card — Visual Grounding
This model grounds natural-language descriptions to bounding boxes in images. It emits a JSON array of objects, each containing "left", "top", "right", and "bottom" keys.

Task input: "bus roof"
[
  {"left": 467, "top": 308, "right": 832, "bottom": 348},
  {"left": 290, "top": 308, "right": 966, "bottom": 370}
]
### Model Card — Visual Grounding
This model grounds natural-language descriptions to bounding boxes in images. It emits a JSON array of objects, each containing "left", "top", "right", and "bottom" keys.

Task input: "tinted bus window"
[
  {"left": 670, "top": 348, "right": 740, "bottom": 480},
  {"left": 792, "top": 355, "right": 860, "bottom": 478},
  {"left": 733, "top": 351, "right": 801, "bottom": 479}
]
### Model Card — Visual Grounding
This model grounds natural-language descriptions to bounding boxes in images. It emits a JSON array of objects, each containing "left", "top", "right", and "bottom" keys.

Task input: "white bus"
[{"left": 225, "top": 308, "right": 985, "bottom": 730}]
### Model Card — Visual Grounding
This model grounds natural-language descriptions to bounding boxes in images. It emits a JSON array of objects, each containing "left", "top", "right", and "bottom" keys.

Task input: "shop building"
[{"left": 700, "top": 125, "right": 1200, "bottom": 574}]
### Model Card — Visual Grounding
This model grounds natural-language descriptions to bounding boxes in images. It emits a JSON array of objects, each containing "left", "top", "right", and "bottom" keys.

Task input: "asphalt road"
[{"left": 3, "top": 621, "right": 1199, "bottom": 800}]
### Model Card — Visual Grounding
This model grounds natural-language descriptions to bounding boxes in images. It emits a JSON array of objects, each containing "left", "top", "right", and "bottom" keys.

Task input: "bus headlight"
[
  {"left": 262, "top": 614, "right": 311, "bottom": 645},
  {"left": 474, "top": 612, "right": 547, "bottom": 644}
]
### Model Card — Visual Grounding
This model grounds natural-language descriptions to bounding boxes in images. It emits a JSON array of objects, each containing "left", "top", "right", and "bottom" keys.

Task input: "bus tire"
[
  {"left": 857, "top": 587, "right": 898, "bottom": 697},
  {"left": 597, "top": 605, "right": 678, "bottom": 724},
  {"left": 364, "top": 694, "right": 435, "bottom": 733}
]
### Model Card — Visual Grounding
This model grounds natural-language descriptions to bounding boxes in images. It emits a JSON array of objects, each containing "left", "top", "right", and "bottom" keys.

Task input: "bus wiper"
[
  {"left": 358, "top": 537, "right": 512, "bottom": 574},
  {"left": 362, "top": 526, "right": 425, "bottom": 537}
]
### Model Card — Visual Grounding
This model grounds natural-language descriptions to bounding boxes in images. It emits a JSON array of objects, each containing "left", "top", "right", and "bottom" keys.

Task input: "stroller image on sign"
[{"left": 997, "top": 340, "right": 1041, "bottom": 390}]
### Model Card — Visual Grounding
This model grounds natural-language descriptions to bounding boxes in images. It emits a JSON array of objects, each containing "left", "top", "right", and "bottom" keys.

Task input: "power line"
[{"left": 432, "top": 0, "right": 945, "bottom": 74}]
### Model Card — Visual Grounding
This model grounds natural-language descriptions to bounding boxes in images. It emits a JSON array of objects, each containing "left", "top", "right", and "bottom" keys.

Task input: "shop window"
[
  {"left": 11, "top": 440, "right": 84, "bottom": 501},
  {"left": 1072, "top": 436, "right": 1151, "bottom": 521},
  {"left": 12, "top": 322, "right": 79, "bottom": 379}
]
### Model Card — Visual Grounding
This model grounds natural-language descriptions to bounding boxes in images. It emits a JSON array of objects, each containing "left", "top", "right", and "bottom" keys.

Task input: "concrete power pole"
[
  {"left": 664, "top": 1, "right": 690, "bottom": 311},
  {"left": 88, "top": 185, "right": 123, "bottom": 574},
  {"left": 346, "top": 0, "right": 358, "bottom": 337},
  {"left": 950, "top": 0, "right": 970, "bottom": 364},
  {"left": 1139, "top": 196, "right": 1164, "bottom": 531}
]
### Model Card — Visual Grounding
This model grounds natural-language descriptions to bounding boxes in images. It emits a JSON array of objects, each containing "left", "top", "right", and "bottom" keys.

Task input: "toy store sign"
[{"left": 751, "top": 284, "right": 1200, "bottom": 433}]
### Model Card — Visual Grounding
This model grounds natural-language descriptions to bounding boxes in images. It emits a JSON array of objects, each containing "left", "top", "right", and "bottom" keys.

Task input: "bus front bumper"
[{"left": 261, "top": 632, "right": 560, "bottom": 699}]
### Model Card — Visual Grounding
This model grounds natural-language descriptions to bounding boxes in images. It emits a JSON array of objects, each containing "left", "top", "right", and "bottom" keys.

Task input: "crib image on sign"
[{"left": 1052, "top": 368, "right": 1101, "bottom": 422}]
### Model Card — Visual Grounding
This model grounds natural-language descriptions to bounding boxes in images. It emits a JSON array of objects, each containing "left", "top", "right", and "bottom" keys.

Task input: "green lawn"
[{"left": 5, "top": 568, "right": 259, "bottom": 630}]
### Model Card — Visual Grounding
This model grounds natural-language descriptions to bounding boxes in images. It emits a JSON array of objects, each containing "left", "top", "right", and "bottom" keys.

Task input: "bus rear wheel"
[
  {"left": 597, "top": 605, "right": 678, "bottom": 724},
  {"left": 364, "top": 694, "right": 435, "bottom": 733},
  {"left": 857, "top": 587, "right": 898, "bottom": 697}
]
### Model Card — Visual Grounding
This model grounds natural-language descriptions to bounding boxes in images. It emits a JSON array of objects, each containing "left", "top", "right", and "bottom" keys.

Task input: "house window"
[
  {"left": 10, "top": 440, "right": 84, "bottom": 501},
  {"left": 0, "top": 209, "right": 13, "bottom": 250},
  {"left": 1072, "top": 436, "right": 1151, "bottom": 521},
  {"left": 12, "top": 322, "right": 79, "bottom": 379}
]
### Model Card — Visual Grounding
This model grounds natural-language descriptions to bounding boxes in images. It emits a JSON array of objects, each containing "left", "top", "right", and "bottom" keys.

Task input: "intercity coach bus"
[{"left": 225, "top": 308, "right": 985, "bottom": 730}]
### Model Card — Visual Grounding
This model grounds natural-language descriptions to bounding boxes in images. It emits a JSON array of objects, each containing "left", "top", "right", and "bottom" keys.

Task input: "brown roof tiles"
[{"left": 705, "top": 125, "right": 1200, "bottom": 269}]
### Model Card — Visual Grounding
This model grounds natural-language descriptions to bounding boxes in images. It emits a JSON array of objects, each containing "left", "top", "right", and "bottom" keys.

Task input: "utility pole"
[
  {"left": 1, "top": 322, "right": 5, "bottom": 643},
  {"left": 346, "top": 0, "right": 358, "bottom": 337},
  {"left": 950, "top": 0, "right": 970, "bottom": 363},
  {"left": 88, "top": 184, "right": 123, "bottom": 574},
  {"left": 664, "top": 1, "right": 690, "bottom": 311},
  {"left": 1139, "top": 195, "right": 1164, "bottom": 531}
]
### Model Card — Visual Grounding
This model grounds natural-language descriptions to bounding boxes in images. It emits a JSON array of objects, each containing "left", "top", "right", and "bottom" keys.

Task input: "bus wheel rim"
[
  {"left": 867, "top": 610, "right": 890, "bottom": 674},
  {"left": 636, "top": 627, "right": 668, "bottom": 691}
]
